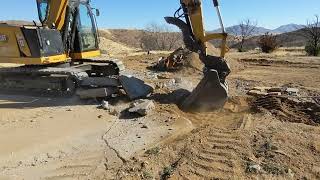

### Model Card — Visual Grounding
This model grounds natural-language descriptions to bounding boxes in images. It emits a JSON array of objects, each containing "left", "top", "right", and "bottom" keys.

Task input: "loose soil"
[{"left": 0, "top": 47, "right": 319, "bottom": 179}]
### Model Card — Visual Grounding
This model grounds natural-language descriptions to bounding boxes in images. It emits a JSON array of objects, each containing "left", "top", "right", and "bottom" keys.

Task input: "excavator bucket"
[
  {"left": 181, "top": 69, "right": 228, "bottom": 112},
  {"left": 165, "top": 0, "right": 231, "bottom": 111}
]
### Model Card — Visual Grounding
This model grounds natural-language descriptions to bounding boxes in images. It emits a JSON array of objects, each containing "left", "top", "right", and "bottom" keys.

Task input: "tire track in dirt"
[
  {"left": 43, "top": 153, "right": 104, "bottom": 180},
  {"left": 176, "top": 127, "right": 249, "bottom": 179}
]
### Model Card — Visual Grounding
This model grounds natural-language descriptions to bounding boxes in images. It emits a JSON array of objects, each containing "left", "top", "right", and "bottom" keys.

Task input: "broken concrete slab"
[
  {"left": 268, "top": 87, "right": 284, "bottom": 92},
  {"left": 128, "top": 99, "right": 155, "bottom": 116},
  {"left": 268, "top": 92, "right": 282, "bottom": 96},
  {"left": 247, "top": 90, "right": 268, "bottom": 96},
  {"left": 76, "top": 87, "right": 118, "bottom": 99},
  {"left": 253, "top": 87, "right": 272, "bottom": 91},
  {"left": 119, "top": 75, "right": 153, "bottom": 100},
  {"left": 81, "top": 77, "right": 120, "bottom": 87}
]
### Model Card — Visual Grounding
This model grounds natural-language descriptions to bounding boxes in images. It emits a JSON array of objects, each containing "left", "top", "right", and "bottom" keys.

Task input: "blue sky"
[{"left": 0, "top": 0, "right": 319, "bottom": 30}]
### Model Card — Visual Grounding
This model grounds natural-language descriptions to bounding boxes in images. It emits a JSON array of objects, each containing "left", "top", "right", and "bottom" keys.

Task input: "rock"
[
  {"left": 108, "top": 108, "right": 120, "bottom": 116},
  {"left": 253, "top": 87, "right": 272, "bottom": 91},
  {"left": 287, "top": 168, "right": 295, "bottom": 178},
  {"left": 247, "top": 164, "right": 262, "bottom": 173},
  {"left": 167, "top": 79, "right": 176, "bottom": 86},
  {"left": 174, "top": 77, "right": 183, "bottom": 83},
  {"left": 268, "top": 92, "right": 282, "bottom": 96},
  {"left": 128, "top": 99, "right": 155, "bottom": 116},
  {"left": 141, "top": 125, "right": 148, "bottom": 129},
  {"left": 286, "top": 88, "right": 299, "bottom": 95},
  {"left": 100, "top": 100, "right": 109, "bottom": 110},
  {"left": 119, "top": 75, "right": 154, "bottom": 100},
  {"left": 76, "top": 87, "right": 118, "bottom": 99},
  {"left": 81, "top": 77, "right": 120, "bottom": 87}
]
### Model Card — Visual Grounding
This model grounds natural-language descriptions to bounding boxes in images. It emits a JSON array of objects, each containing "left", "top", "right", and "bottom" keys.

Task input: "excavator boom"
[{"left": 166, "top": 0, "right": 231, "bottom": 111}]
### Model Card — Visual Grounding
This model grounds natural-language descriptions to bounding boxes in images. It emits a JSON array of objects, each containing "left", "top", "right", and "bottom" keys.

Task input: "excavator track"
[{"left": 0, "top": 59, "right": 123, "bottom": 96}]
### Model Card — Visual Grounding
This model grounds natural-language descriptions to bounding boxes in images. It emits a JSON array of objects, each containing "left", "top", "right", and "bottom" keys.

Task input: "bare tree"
[
  {"left": 300, "top": 15, "right": 320, "bottom": 56},
  {"left": 230, "top": 19, "right": 258, "bottom": 52},
  {"left": 140, "top": 23, "right": 182, "bottom": 51}
]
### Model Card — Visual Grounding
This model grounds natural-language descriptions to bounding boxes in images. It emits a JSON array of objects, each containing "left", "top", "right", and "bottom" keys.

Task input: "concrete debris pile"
[
  {"left": 153, "top": 48, "right": 187, "bottom": 71},
  {"left": 76, "top": 75, "right": 153, "bottom": 101},
  {"left": 248, "top": 87, "right": 299, "bottom": 97}
]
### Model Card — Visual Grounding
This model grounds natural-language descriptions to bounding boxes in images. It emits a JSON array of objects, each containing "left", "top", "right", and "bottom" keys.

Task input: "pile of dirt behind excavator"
[{"left": 151, "top": 47, "right": 204, "bottom": 72}]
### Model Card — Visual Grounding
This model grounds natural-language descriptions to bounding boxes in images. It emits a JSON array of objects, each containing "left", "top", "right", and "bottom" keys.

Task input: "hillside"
[
  {"left": 231, "top": 28, "right": 308, "bottom": 50},
  {"left": 0, "top": 20, "right": 36, "bottom": 26},
  {"left": 213, "top": 24, "right": 304, "bottom": 35}
]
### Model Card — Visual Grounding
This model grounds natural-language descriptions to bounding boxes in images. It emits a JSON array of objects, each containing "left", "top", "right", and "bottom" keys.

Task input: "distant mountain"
[
  {"left": 212, "top": 25, "right": 270, "bottom": 35},
  {"left": 271, "top": 24, "right": 304, "bottom": 34},
  {"left": 213, "top": 24, "right": 305, "bottom": 35},
  {"left": 0, "top": 20, "right": 35, "bottom": 26}
]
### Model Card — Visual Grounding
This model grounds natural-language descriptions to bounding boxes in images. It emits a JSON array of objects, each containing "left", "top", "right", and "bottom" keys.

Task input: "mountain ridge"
[{"left": 213, "top": 23, "right": 304, "bottom": 35}]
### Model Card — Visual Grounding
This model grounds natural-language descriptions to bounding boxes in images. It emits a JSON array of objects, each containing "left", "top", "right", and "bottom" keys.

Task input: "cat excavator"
[{"left": 0, "top": 0, "right": 230, "bottom": 111}]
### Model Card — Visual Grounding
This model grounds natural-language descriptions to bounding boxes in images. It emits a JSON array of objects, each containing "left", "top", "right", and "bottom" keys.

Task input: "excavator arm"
[
  {"left": 166, "top": 0, "right": 231, "bottom": 111},
  {"left": 37, "top": 0, "right": 68, "bottom": 30}
]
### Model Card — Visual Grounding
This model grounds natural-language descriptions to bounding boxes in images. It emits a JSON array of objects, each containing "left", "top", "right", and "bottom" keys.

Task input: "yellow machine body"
[{"left": 0, "top": 0, "right": 101, "bottom": 65}]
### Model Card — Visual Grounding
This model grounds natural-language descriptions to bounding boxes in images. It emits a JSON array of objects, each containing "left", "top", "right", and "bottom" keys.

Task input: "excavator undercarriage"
[{"left": 0, "top": 0, "right": 230, "bottom": 111}]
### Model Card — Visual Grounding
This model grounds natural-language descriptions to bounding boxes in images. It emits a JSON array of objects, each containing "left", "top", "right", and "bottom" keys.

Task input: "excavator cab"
[{"left": 36, "top": 0, "right": 101, "bottom": 59}]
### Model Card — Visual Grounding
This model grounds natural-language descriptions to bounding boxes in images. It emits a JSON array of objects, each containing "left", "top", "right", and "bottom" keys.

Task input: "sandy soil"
[{"left": 0, "top": 48, "right": 319, "bottom": 179}]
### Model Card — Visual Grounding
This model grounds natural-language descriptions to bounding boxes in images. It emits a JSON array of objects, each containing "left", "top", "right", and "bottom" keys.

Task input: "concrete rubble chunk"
[
  {"left": 247, "top": 90, "right": 268, "bottom": 96},
  {"left": 268, "top": 92, "right": 282, "bottom": 96},
  {"left": 101, "top": 100, "right": 109, "bottom": 110},
  {"left": 76, "top": 87, "right": 118, "bottom": 99},
  {"left": 286, "top": 88, "right": 299, "bottom": 95},
  {"left": 128, "top": 99, "right": 155, "bottom": 116},
  {"left": 253, "top": 87, "right": 272, "bottom": 91},
  {"left": 119, "top": 75, "right": 154, "bottom": 100},
  {"left": 81, "top": 77, "right": 120, "bottom": 87}
]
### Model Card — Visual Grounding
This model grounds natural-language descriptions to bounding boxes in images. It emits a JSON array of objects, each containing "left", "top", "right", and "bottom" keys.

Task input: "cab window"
[
  {"left": 37, "top": 0, "right": 49, "bottom": 23},
  {"left": 78, "top": 3, "right": 98, "bottom": 51}
]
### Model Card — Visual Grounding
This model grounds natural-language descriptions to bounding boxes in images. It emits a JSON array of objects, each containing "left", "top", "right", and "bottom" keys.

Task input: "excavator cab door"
[{"left": 71, "top": 1, "right": 100, "bottom": 59}]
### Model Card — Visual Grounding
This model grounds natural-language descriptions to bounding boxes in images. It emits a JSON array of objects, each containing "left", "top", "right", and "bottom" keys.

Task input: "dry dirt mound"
[
  {"left": 99, "top": 37, "right": 139, "bottom": 57},
  {"left": 149, "top": 48, "right": 203, "bottom": 74}
]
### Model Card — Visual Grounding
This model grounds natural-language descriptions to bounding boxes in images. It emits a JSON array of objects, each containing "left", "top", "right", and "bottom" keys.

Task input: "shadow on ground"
[{"left": 0, "top": 94, "right": 97, "bottom": 109}]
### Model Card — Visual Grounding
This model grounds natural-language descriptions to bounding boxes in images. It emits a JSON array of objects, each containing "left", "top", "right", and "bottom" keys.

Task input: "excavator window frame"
[
  {"left": 70, "top": 0, "right": 100, "bottom": 55},
  {"left": 36, "top": 0, "right": 50, "bottom": 25}
]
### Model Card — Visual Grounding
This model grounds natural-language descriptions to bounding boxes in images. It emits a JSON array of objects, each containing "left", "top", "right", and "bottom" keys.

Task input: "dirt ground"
[{"left": 0, "top": 48, "right": 319, "bottom": 180}]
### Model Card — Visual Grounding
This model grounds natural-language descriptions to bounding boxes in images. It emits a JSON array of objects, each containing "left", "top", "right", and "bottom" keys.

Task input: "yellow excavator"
[{"left": 0, "top": 0, "right": 230, "bottom": 111}]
